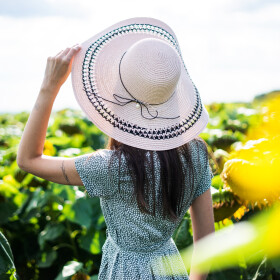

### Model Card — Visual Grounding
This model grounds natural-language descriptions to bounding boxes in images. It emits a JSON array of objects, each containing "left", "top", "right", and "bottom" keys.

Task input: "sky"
[{"left": 0, "top": 0, "right": 279, "bottom": 113}]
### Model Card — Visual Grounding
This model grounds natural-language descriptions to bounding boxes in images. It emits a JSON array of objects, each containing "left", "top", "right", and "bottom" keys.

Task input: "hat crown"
[{"left": 120, "top": 38, "right": 182, "bottom": 104}]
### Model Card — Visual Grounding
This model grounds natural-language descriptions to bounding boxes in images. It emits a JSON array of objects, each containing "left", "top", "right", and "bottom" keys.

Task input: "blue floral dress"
[{"left": 74, "top": 139, "right": 214, "bottom": 279}]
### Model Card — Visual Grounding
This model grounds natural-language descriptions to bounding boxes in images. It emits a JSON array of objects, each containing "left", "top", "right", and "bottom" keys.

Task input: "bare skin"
[
  {"left": 189, "top": 188, "right": 215, "bottom": 280},
  {"left": 17, "top": 45, "right": 85, "bottom": 186},
  {"left": 16, "top": 44, "right": 215, "bottom": 280}
]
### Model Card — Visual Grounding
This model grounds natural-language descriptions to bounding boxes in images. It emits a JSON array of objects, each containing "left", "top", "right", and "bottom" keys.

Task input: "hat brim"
[{"left": 71, "top": 17, "right": 209, "bottom": 151}]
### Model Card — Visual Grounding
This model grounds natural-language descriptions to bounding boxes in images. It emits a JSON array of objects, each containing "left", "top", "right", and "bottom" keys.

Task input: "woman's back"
[{"left": 74, "top": 137, "right": 214, "bottom": 279}]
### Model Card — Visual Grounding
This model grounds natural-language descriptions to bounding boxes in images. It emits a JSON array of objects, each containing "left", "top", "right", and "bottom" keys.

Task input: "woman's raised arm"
[{"left": 16, "top": 45, "right": 84, "bottom": 186}]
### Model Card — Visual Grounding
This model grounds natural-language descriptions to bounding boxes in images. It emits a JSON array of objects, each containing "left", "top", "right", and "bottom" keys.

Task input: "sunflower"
[{"left": 221, "top": 136, "right": 280, "bottom": 208}]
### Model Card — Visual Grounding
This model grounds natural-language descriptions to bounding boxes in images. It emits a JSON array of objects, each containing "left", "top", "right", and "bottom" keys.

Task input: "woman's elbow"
[
  {"left": 16, "top": 156, "right": 27, "bottom": 171},
  {"left": 16, "top": 154, "right": 32, "bottom": 173}
]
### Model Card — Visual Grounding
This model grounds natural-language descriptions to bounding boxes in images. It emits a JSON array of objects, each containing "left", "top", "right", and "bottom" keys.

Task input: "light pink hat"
[{"left": 71, "top": 17, "right": 210, "bottom": 151}]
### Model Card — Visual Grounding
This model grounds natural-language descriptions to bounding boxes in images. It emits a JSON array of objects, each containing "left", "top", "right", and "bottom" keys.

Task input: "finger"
[
  {"left": 64, "top": 45, "right": 82, "bottom": 62},
  {"left": 56, "top": 44, "right": 80, "bottom": 59},
  {"left": 55, "top": 49, "right": 64, "bottom": 57},
  {"left": 56, "top": 47, "right": 72, "bottom": 59}
]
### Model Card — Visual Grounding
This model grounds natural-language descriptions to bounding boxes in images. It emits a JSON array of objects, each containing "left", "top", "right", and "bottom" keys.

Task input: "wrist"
[
  {"left": 40, "top": 81, "right": 61, "bottom": 96},
  {"left": 33, "top": 87, "right": 57, "bottom": 111}
]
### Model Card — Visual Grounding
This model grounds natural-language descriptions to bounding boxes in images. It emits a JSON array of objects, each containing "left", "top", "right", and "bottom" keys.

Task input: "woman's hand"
[{"left": 41, "top": 44, "right": 81, "bottom": 94}]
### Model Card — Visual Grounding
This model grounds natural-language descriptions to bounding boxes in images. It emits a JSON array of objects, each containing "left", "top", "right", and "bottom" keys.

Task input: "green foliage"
[
  {"left": 1, "top": 100, "right": 279, "bottom": 280},
  {"left": 54, "top": 261, "right": 83, "bottom": 280},
  {"left": 211, "top": 175, "right": 224, "bottom": 190},
  {"left": 0, "top": 231, "right": 18, "bottom": 279},
  {"left": 0, "top": 109, "right": 107, "bottom": 279},
  {"left": 172, "top": 211, "right": 193, "bottom": 251}
]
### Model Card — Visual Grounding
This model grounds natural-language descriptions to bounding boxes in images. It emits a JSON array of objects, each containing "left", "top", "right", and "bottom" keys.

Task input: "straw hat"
[{"left": 71, "top": 17, "right": 210, "bottom": 151}]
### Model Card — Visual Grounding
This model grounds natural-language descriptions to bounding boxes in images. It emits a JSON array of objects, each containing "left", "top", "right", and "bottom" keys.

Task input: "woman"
[{"left": 17, "top": 17, "right": 215, "bottom": 280}]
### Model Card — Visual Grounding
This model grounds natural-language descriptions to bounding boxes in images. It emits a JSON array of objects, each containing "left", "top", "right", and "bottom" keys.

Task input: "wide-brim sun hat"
[{"left": 71, "top": 17, "right": 210, "bottom": 151}]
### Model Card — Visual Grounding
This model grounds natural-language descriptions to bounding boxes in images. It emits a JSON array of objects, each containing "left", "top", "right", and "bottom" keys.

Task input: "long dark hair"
[{"left": 105, "top": 136, "right": 211, "bottom": 223}]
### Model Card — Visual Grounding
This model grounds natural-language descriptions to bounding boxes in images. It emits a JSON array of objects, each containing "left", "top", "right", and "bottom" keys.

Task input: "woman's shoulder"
[
  {"left": 190, "top": 137, "right": 211, "bottom": 170},
  {"left": 188, "top": 136, "right": 207, "bottom": 148},
  {"left": 75, "top": 149, "right": 116, "bottom": 169},
  {"left": 93, "top": 148, "right": 113, "bottom": 158},
  {"left": 179, "top": 137, "right": 208, "bottom": 156},
  {"left": 177, "top": 137, "right": 209, "bottom": 170},
  {"left": 94, "top": 149, "right": 128, "bottom": 169}
]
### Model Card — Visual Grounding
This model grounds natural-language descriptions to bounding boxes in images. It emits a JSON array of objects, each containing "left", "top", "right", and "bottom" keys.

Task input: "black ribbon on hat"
[{"left": 88, "top": 51, "right": 180, "bottom": 120}]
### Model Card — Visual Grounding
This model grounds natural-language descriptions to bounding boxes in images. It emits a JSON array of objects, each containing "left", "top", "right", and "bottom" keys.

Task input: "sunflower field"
[{"left": 0, "top": 90, "right": 280, "bottom": 280}]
